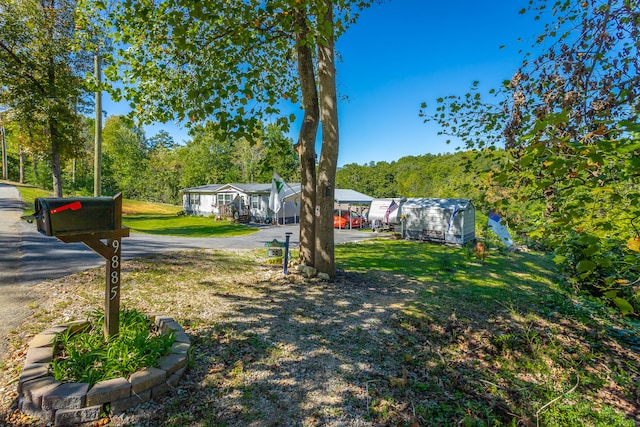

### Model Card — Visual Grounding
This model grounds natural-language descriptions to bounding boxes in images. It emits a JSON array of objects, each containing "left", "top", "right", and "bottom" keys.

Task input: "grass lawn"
[
  {"left": 122, "top": 198, "right": 183, "bottom": 215},
  {"left": 120, "top": 197, "right": 256, "bottom": 238},
  {"left": 122, "top": 215, "right": 257, "bottom": 237},
  {"left": 2, "top": 239, "right": 638, "bottom": 426},
  {"left": 10, "top": 184, "right": 256, "bottom": 238},
  {"left": 11, "top": 183, "right": 52, "bottom": 209}
]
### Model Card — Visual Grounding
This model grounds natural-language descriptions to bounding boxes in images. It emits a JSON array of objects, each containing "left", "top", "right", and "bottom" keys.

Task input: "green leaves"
[
  {"left": 553, "top": 254, "right": 567, "bottom": 264},
  {"left": 603, "top": 291, "right": 635, "bottom": 316},
  {"left": 576, "top": 259, "right": 596, "bottom": 276},
  {"left": 50, "top": 308, "right": 176, "bottom": 386},
  {"left": 89, "top": 0, "right": 278, "bottom": 136},
  {"left": 0, "top": 0, "right": 93, "bottom": 194},
  {"left": 77, "top": 0, "right": 373, "bottom": 144}
]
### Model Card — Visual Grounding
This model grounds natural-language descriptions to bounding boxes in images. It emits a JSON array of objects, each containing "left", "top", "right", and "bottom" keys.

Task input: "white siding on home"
[
  {"left": 249, "top": 195, "right": 272, "bottom": 223},
  {"left": 184, "top": 193, "right": 216, "bottom": 216},
  {"left": 271, "top": 200, "right": 299, "bottom": 224}
]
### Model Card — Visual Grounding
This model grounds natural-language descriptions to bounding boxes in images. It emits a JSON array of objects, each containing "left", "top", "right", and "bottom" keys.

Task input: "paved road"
[
  {"left": 0, "top": 182, "right": 375, "bottom": 356},
  {"left": 0, "top": 183, "right": 34, "bottom": 359}
]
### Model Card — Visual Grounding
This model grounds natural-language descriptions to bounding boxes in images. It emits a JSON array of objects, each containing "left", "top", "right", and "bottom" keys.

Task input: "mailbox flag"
[
  {"left": 269, "top": 173, "right": 286, "bottom": 213},
  {"left": 50, "top": 201, "right": 82, "bottom": 214},
  {"left": 488, "top": 210, "right": 513, "bottom": 247}
]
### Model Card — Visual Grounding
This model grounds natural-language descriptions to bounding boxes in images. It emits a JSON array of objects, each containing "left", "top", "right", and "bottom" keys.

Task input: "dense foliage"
[
  {"left": 115, "top": 118, "right": 301, "bottom": 203},
  {"left": 1, "top": 115, "right": 300, "bottom": 204},
  {"left": 420, "top": 0, "right": 640, "bottom": 314},
  {"left": 337, "top": 151, "right": 503, "bottom": 201},
  {"left": 0, "top": 0, "right": 93, "bottom": 196}
]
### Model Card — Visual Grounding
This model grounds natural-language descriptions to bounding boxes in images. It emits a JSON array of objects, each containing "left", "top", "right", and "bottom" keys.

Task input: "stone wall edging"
[{"left": 16, "top": 314, "right": 190, "bottom": 426}]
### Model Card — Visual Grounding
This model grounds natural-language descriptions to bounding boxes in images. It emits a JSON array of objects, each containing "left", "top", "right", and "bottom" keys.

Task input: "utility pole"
[{"left": 94, "top": 53, "right": 102, "bottom": 196}]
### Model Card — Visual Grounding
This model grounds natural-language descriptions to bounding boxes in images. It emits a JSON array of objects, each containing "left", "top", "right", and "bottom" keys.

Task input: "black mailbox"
[{"left": 35, "top": 197, "right": 117, "bottom": 236}]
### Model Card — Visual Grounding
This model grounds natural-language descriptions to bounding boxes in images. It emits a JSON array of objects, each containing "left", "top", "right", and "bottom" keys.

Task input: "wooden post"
[
  {"left": 104, "top": 193, "right": 124, "bottom": 338},
  {"left": 104, "top": 237, "right": 121, "bottom": 338}
]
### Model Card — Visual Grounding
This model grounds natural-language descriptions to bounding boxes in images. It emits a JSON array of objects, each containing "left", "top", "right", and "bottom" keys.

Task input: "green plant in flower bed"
[{"left": 50, "top": 308, "right": 175, "bottom": 387}]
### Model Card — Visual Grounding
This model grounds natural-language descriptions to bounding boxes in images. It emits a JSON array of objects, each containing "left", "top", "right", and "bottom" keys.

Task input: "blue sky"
[{"left": 105, "top": 0, "right": 542, "bottom": 166}]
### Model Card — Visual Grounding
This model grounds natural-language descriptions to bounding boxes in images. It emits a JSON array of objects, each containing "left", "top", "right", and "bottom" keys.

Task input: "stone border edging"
[{"left": 16, "top": 314, "right": 190, "bottom": 426}]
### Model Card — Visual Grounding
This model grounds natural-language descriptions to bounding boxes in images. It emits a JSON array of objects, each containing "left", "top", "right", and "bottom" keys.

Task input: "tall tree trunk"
[
  {"left": 47, "top": 0, "right": 62, "bottom": 197},
  {"left": 28, "top": 128, "right": 39, "bottom": 181},
  {"left": 315, "top": 0, "right": 339, "bottom": 278},
  {"left": 19, "top": 144, "right": 25, "bottom": 184},
  {"left": 295, "top": 10, "right": 319, "bottom": 267},
  {"left": 50, "top": 121, "right": 63, "bottom": 197},
  {"left": 0, "top": 124, "right": 6, "bottom": 181},
  {"left": 33, "top": 155, "right": 38, "bottom": 181}
]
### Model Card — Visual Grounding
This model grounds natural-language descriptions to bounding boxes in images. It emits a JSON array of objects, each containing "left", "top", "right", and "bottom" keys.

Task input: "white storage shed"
[{"left": 401, "top": 198, "right": 476, "bottom": 245}]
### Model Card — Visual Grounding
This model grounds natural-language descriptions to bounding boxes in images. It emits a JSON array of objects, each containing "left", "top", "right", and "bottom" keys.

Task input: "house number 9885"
[{"left": 110, "top": 240, "right": 120, "bottom": 300}]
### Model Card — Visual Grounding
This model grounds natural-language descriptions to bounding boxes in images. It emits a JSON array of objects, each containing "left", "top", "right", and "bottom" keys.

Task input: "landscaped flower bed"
[{"left": 16, "top": 313, "right": 189, "bottom": 426}]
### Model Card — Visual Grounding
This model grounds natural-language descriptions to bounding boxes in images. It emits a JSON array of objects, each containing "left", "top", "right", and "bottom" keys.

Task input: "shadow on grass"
[{"left": 151, "top": 246, "right": 638, "bottom": 426}]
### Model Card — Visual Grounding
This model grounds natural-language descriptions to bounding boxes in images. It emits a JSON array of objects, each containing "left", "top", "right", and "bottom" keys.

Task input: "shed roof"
[
  {"left": 402, "top": 198, "right": 474, "bottom": 210},
  {"left": 334, "top": 189, "right": 374, "bottom": 204}
]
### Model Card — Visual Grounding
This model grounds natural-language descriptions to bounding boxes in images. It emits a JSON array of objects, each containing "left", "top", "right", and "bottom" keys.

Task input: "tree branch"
[{"left": 0, "top": 42, "right": 46, "bottom": 95}]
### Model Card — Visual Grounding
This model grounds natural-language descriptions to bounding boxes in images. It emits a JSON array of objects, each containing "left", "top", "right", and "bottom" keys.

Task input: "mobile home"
[
  {"left": 182, "top": 183, "right": 301, "bottom": 224},
  {"left": 182, "top": 183, "right": 373, "bottom": 225}
]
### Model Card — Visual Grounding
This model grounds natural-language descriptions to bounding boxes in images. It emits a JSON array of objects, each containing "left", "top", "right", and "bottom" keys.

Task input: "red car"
[{"left": 333, "top": 210, "right": 363, "bottom": 229}]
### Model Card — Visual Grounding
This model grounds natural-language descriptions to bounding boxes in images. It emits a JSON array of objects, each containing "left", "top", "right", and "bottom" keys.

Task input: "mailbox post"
[{"left": 32, "top": 193, "right": 129, "bottom": 339}]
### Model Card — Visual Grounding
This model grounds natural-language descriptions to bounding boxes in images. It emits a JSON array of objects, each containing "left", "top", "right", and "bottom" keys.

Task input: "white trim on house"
[{"left": 181, "top": 183, "right": 373, "bottom": 225}]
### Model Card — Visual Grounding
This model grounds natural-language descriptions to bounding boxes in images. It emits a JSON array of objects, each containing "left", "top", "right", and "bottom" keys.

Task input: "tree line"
[
  {"left": 0, "top": 115, "right": 300, "bottom": 204},
  {"left": 336, "top": 152, "right": 500, "bottom": 201}
]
